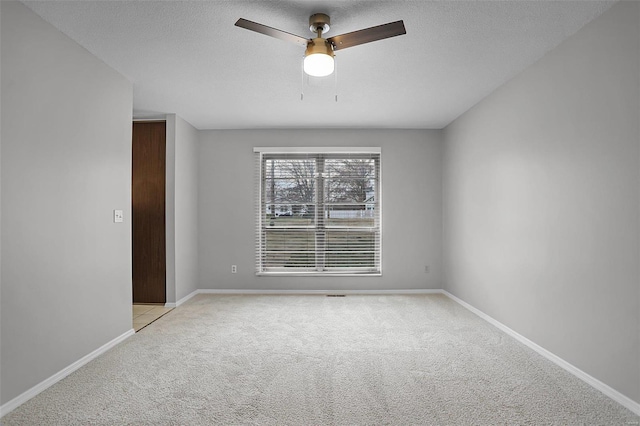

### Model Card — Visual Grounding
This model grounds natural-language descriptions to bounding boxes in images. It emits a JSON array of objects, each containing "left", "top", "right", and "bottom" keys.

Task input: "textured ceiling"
[{"left": 23, "top": 1, "right": 614, "bottom": 130}]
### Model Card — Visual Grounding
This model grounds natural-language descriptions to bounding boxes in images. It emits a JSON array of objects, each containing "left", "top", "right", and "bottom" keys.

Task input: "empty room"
[{"left": 1, "top": 0, "right": 639, "bottom": 424}]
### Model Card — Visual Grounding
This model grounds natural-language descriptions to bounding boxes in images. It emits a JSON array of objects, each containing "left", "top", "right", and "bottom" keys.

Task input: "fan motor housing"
[{"left": 305, "top": 37, "right": 334, "bottom": 58}]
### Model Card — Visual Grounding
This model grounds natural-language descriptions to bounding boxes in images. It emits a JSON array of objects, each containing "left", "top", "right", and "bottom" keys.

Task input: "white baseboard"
[
  {"left": 194, "top": 288, "right": 442, "bottom": 296},
  {"left": 441, "top": 290, "right": 640, "bottom": 417},
  {"left": 175, "top": 289, "right": 200, "bottom": 307},
  {"left": 164, "top": 302, "right": 177, "bottom": 308},
  {"left": 172, "top": 288, "right": 441, "bottom": 307},
  {"left": 0, "top": 329, "right": 135, "bottom": 418}
]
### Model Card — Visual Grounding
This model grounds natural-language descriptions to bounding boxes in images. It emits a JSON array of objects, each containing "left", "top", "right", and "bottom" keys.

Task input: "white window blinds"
[{"left": 254, "top": 147, "right": 381, "bottom": 275}]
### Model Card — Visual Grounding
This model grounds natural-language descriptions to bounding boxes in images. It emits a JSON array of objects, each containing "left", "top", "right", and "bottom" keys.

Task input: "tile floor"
[{"left": 132, "top": 304, "right": 173, "bottom": 332}]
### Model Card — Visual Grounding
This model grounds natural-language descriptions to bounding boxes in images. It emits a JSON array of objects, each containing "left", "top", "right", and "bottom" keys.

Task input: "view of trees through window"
[{"left": 258, "top": 153, "right": 381, "bottom": 273}]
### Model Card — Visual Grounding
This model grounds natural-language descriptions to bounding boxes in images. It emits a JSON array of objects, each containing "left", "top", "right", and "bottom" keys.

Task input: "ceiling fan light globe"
[{"left": 304, "top": 53, "right": 334, "bottom": 77}]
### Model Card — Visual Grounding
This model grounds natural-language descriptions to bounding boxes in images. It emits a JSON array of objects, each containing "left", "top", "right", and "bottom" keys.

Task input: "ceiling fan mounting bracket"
[{"left": 309, "top": 13, "right": 330, "bottom": 35}]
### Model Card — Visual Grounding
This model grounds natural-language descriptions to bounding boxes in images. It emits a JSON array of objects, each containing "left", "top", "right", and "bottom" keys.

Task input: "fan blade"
[
  {"left": 235, "top": 18, "right": 309, "bottom": 47},
  {"left": 327, "top": 20, "right": 406, "bottom": 51}
]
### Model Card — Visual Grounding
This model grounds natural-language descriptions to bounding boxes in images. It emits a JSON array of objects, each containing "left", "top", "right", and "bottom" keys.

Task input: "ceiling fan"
[{"left": 235, "top": 13, "right": 406, "bottom": 77}]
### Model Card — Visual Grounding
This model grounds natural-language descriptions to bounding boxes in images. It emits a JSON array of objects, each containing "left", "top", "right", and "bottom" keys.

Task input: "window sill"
[{"left": 256, "top": 272, "right": 381, "bottom": 277}]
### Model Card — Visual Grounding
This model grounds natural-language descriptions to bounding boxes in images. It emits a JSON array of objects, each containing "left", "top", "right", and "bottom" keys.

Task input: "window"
[{"left": 255, "top": 147, "right": 381, "bottom": 275}]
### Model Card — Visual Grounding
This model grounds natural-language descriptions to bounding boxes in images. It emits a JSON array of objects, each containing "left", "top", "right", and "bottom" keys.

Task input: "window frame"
[{"left": 254, "top": 147, "right": 382, "bottom": 276}]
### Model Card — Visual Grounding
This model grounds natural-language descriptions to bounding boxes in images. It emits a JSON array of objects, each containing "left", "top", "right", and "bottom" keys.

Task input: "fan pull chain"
[
  {"left": 300, "top": 57, "right": 305, "bottom": 101},
  {"left": 334, "top": 55, "right": 338, "bottom": 102}
]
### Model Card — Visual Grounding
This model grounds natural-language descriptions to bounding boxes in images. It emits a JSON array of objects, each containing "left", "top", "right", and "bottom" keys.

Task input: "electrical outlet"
[
  {"left": 424, "top": 265, "right": 430, "bottom": 273},
  {"left": 231, "top": 265, "right": 237, "bottom": 274},
  {"left": 113, "top": 209, "right": 123, "bottom": 223}
]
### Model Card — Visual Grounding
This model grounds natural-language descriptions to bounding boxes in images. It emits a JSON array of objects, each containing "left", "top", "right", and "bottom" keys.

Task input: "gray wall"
[
  {"left": 166, "top": 116, "right": 177, "bottom": 304},
  {"left": 443, "top": 1, "right": 640, "bottom": 403},
  {"left": 174, "top": 116, "right": 200, "bottom": 301},
  {"left": 198, "top": 130, "right": 442, "bottom": 291},
  {"left": 158, "top": 114, "right": 200, "bottom": 305},
  {"left": 0, "top": 0, "right": 3, "bottom": 407},
  {"left": 0, "top": 1, "right": 133, "bottom": 406}
]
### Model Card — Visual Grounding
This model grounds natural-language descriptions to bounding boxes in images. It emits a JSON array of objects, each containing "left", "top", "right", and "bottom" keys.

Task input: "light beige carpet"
[{"left": 3, "top": 294, "right": 638, "bottom": 425}]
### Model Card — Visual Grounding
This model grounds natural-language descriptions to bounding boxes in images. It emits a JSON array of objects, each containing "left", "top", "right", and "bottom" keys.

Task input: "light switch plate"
[{"left": 114, "top": 210, "right": 124, "bottom": 223}]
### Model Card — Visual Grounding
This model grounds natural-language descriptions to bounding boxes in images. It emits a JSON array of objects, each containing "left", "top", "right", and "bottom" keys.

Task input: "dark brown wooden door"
[{"left": 132, "top": 121, "right": 166, "bottom": 303}]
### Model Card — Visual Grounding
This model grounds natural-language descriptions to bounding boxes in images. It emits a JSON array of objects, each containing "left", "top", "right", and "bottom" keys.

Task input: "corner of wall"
[
  {"left": 165, "top": 115, "right": 177, "bottom": 304},
  {"left": 170, "top": 114, "right": 200, "bottom": 301}
]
